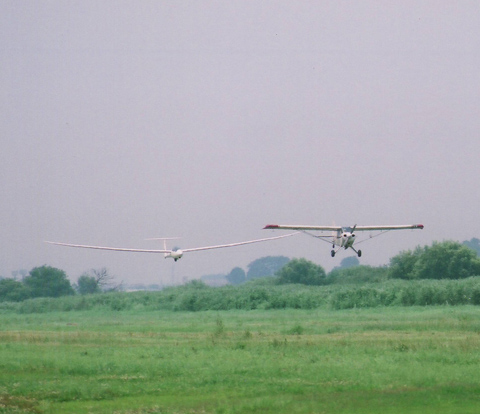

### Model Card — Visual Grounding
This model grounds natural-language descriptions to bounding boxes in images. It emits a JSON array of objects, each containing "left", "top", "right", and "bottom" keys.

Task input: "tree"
[
  {"left": 276, "top": 258, "right": 326, "bottom": 285},
  {"left": 23, "top": 266, "right": 75, "bottom": 298},
  {"left": 389, "top": 241, "right": 480, "bottom": 280},
  {"left": 11, "top": 269, "right": 28, "bottom": 280},
  {"left": 389, "top": 246, "right": 425, "bottom": 280},
  {"left": 226, "top": 267, "right": 246, "bottom": 285},
  {"left": 340, "top": 256, "right": 360, "bottom": 269},
  {"left": 0, "top": 278, "right": 31, "bottom": 302},
  {"left": 328, "top": 265, "right": 388, "bottom": 285},
  {"left": 77, "top": 268, "right": 119, "bottom": 293},
  {"left": 463, "top": 238, "right": 480, "bottom": 256},
  {"left": 331, "top": 256, "right": 360, "bottom": 273},
  {"left": 246, "top": 256, "right": 290, "bottom": 280},
  {"left": 415, "top": 241, "right": 480, "bottom": 279},
  {"left": 77, "top": 274, "right": 101, "bottom": 295}
]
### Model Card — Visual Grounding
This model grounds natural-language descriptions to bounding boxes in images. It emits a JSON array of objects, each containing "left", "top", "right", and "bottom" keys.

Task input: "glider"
[
  {"left": 45, "top": 232, "right": 298, "bottom": 262},
  {"left": 264, "top": 224, "right": 424, "bottom": 257}
]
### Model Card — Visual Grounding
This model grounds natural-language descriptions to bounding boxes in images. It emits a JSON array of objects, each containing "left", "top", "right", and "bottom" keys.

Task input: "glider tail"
[{"left": 144, "top": 237, "right": 180, "bottom": 258}]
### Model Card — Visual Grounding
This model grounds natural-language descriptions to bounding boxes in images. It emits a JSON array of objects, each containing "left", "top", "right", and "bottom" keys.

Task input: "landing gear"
[
  {"left": 351, "top": 247, "right": 362, "bottom": 257},
  {"left": 331, "top": 250, "right": 336, "bottom": 257}
]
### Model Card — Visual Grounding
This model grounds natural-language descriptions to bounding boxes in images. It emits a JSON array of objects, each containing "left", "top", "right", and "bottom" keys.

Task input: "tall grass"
[{"left": 1, "top": 277, "right": 479, "bottom": 314}]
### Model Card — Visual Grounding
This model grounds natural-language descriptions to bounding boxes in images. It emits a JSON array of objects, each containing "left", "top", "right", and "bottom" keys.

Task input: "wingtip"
[{"left": 263, "top": 224, "right": 279, "bottom": 229}]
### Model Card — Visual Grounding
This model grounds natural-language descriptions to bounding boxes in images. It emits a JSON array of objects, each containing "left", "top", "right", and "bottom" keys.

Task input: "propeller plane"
[{"left": 264, "top": 223, "right": 424, "bottom": 257}]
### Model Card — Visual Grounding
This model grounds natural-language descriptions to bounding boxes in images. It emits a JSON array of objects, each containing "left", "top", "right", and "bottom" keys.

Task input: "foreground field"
[{"left": 0, "top": 306, "right": 479, "bottom": 413}]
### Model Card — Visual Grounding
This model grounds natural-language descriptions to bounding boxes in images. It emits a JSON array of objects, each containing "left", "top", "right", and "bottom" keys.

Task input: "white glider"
[{"left": 45, "top": 232, "right": 298, "bottom": 262}]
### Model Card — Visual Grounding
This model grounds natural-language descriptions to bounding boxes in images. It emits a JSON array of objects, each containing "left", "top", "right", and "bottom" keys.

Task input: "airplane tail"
[{"left": 145, "top": 237, "right": 181, "bottom": 258}]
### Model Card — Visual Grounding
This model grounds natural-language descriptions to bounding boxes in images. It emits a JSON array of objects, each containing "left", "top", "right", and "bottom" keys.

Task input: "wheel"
[
  {"left": 331, "top": 250, "right": 336, "bottom": 257},
  {"left": 357, "top": 250, "right": 362, "bottom": 258}
]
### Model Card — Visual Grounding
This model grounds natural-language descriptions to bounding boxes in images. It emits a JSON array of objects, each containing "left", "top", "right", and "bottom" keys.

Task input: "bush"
[
  {"left": 389, "top": 241, "right": 480, "bottom": 280},
  {"left": 329, "top": 278, "right": 480, "bottom": 309},
  {"left": 246, "top": 256, "right": 290, "bottom": 280},
  {"left": 0, "top": 278, "right": 31, "bottom": 302},
  {"left": 328, "top": 265, "right": 389, "bottom": 285},
  {"left": 276, "top": 258, "right": 326, "bottom": 285},
  {"left": 24, "top": 266, "right": 75, "bottom": 298},
  {"left": 389, "top": 247, "right": 424, "bottom": 280},
  {"left": 1, "top": 277, "right": 480, "bottom": 314},
  {"left": 77, "top": 275, "right": 101, "bottom": 295},
  {"left": 330, "top": 285, "right": 393, "bottom": 309}
]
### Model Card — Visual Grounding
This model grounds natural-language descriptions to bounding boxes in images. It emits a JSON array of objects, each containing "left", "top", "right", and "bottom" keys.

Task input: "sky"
[{"left": 1, "top": 1, "right": 479, "bottom": 286}]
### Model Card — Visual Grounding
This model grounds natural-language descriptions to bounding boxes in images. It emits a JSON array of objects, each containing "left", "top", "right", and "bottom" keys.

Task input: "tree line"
[
  {"left": 224, "top": 239, "right": 480, "bottom": 287},
  {"left": 3, "top": 276, "right": 480, "bottom": 314},
  {"left": 0, "top": 266, "right": 118, "bottom": 302},
  {"left": 1, "top": 239, "right": 480, "bottom": 303}
]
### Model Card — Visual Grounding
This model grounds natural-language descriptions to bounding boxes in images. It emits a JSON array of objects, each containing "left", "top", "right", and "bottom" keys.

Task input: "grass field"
[{"left": 0, "top": 306, "right": 479, "bottom": 413}]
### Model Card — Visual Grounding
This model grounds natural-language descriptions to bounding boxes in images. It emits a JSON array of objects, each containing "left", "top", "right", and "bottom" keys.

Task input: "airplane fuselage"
[
  {"left": 330, "top": 227, "right": 361, "bottom": 257},
  {"left": 165, "top": 249, "right": 183, "bottom": 261},
  {"left": 332, "top": 228, "right": 356, "bottom": 249}
]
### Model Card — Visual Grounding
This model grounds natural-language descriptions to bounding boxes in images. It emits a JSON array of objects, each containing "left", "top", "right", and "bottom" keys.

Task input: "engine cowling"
[{"left": 341, "top": 232, "right": 355, "bottom": 248}]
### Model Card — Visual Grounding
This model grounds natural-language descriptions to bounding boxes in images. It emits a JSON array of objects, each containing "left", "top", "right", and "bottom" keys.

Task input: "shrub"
[
  {"left": 328, "top": 265, "right": 389, "bottom": 285},
  {"left": 414, "top": 241, "right": 480, "bottom": 279},
  {"left": 389, "top": 247, "right": 424, "bottom": 280},
  {"left": 0, "top": 278, "right": 31, "bottom": 302},
  {"left": 389, "top": 241, "right": 480, "bottom": 280},
  {"left": 276, "top": 258, "right": 326, "bottom": 285},
  {"left": 77, "top": 275, "right": 101, "bottom": 295},
  {"left": 246, "top": 256, "right": 290, "bottom": 280},
  {"left": 1, "top": 277, "right": 480, "bottom": 314},
  {"left": 23, "top": 266, "right": 75, "bottom": 298}
]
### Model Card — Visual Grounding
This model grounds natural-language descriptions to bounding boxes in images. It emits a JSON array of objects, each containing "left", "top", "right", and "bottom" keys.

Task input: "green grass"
[{"left": 0, "top": 307, "right": 479, "bottom": 413}]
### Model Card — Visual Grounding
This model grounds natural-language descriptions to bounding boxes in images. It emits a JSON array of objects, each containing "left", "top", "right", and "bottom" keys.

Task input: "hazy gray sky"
[{"left": 1, "top": 1, "right": 479, "bottom": 285}]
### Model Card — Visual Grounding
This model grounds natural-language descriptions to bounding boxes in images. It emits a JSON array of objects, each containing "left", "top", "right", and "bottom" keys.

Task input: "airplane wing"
[
  {"left": 45, "top": 241, "right": 170, "bottom": 253},
  {"left": 45, "top": 232, "right": 298, "bottom": 254},
  {"left": 264, "top": 224, "right": 424, "bottom": 231},
  {"left": 181, "top": 232, "right": 298, "bottom": 252},
  {"left": 353, "top": 224, "right": 424, "bottom": 231},
  {"left": 264, "top": 224, "right": 342, "bottom": 231}
]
